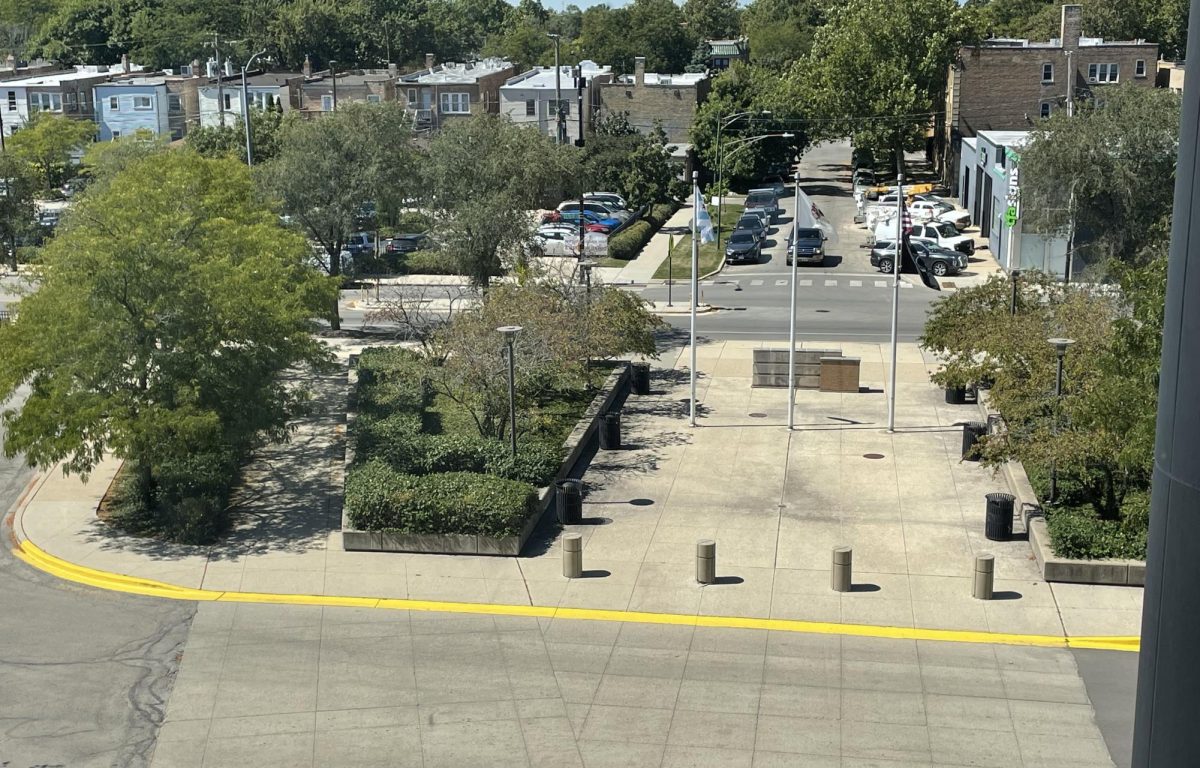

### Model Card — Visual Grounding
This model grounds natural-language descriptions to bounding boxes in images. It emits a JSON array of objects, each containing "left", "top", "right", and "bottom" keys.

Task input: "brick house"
[
  {"left": 398, "top": 56, "right": 517, "bottom": 132},
  {"left": 298, "top": 67, "right": 396, "bottom": 118},
  {"left": 1, "top": 65, "right": 124, "bottom": 140},
  {"left": 596, "top": 57, "right": 709, "bottom": 144},
  {"left": 941, "top": 4, "right": 1158, "bottom": 191}
]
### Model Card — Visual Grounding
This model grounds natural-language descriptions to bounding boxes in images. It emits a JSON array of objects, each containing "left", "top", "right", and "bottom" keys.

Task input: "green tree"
[
  {"left": 682, "top": 0, "right": 740, "bottom": 40},
  {"left": 29, "top": 0, "right": 135, "bottom": 65},
  {"left": 585, "top": 114, "right": 680, "bottom": 208},
  {"left": 188, "top": 108, "right": 293, "bottom": 164},
  {"left": 785, "top": 0, "right": 960, "bottom": 158},
  {"left": 1018, "top": 85, "right": 1180, "bottom": 273},
  {"left": 740, "top": 0, "right": 828, "bottom": 67},
  {"left": 0, "top": 154, "right": 37, "bottom": 272},
  {"left": 260, "top": 102, "right": 416, "bottom": 329},
  {"left": 627, "top": 0, "right": 694, "bottom": 73},
  {"left": 0, "top": 150, "right": 336, "bottom": 514},
  {"left": 422, "top": 114, "right": 576, "bottom": 287},
  {"left": 0, "top": 0, "right": 53, "bottom": 58},
  {"left": 8, "top": 112, "right": 97, "bottom": 190}
]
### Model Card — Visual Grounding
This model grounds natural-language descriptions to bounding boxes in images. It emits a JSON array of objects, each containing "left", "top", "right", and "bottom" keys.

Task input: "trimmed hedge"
[
  {"left": 345, "top": 459, "right": 538, "bottom": 537},
  {"left": 1045, "top": 491, "right": 1149, "bottom": 561},
  {"left": 606, "top": 201, "right": 680, "bottom": 262},
  {"left": 403, "top": 249, "right": 463, "bottom": 276}
]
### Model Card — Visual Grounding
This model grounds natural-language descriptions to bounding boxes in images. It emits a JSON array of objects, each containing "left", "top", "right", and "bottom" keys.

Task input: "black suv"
[
  {"left": 870, "top": 239, "right": 966, "bottom": 277},
  {"left": 724, "top": 230, "right": 762, "bottom": 264},
  {"left": 786, "top": 227, "right": 826, "bottom": 266}
]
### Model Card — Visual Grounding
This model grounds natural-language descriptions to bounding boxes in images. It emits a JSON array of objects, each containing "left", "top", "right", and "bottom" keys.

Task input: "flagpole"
[
  {"left": 788, "top": 170, "right": 800, "bottom": 430},
  {"left": 690, "top": 171, "right": 699, "bottom": 427},
  {"left": 887, "top": 167, "right": 904, "bottom": 433}
]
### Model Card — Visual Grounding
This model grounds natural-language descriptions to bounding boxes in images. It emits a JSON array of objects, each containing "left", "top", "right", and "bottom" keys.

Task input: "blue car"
[{"left": 556, "top": 209, "right": 621, "bottom": 232}]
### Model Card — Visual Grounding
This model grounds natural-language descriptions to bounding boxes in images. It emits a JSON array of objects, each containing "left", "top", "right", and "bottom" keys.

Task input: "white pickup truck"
[{"left": 873, "top": 218, "right": 975, "bottom": 255}]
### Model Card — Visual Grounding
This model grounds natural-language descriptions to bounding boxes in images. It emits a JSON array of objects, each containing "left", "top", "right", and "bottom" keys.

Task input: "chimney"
[
  {"left": 388, "top": 62, "right": 398, "bottom": 76},
  {"left": 191, "top": 59, "right": 200, "bottom": 78},
  {"left": 302, "top": 55, "right": 312, "bottom": 78},
  {"left": 4, "top": 53, "right": 14, "bottom": 71},
  {"left": 1060, "top": 4, "right": 1082, "bottom": 49},
  {"left": 425, "top": 53, "right": 436, "bottom": 70},
  {"left": 121, "top": 53, "right": 130, "bottom": 73},
  {"left": 634, "top": 56, "right": 646, "bottom": 87},
  {"left": 224, "top": 59, "right": 233, "bottom": 76}
]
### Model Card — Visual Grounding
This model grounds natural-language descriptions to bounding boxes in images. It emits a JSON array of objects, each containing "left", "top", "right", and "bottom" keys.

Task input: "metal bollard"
[
  {"left": 972, "top": 553, "right": 995, "bottom": 600},
  {"left": 831, "top": 546, "right": 853, "bottom": 592},
  {"left": 563, "top": 533, "right": 583, "bottom": 579},
  {"left": 696, "top": 539, "right": 716, "bottom": 585}
]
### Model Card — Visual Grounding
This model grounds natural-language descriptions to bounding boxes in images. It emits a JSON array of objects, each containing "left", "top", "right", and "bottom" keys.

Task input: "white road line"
[
  {"left": 775, "top": 280, "right": 788, "bottom": 286},
  {"left": 849, "top": 280, "right": 862, "bottom": 287},
  {"left": 875, "top": 280, "right": 888, "bottom": 288},
  {"left": 701, "top": 280, "right": 714, "bottom": 286},
  {"left": 900, "top": 282, "right": 913, "bottom": 289},
  {"left": 799, "top": 279, "right": 813, "bottom": 287},
  {"left": 751, "top": 280, "right": 764, "bottom": 286},
  {"left": 824, "top": 280, "right": 838, "bottom": 287}
]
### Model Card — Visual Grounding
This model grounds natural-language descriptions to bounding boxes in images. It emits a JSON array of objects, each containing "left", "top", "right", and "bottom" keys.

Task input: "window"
[
  {"left": 111, "top": 130, "right": 120, "bottom": 138},
  {"left": 407, "top": 88, "right": 417, "bottom": 106},
  {"left": 367, "top": 94, "right": 381, "bottom": 103},
  {"left": 321, "top": 95, "right": 334, "bottom": 111},
  {"left": 1040, "top": 101, "right": 1052, "bottom": 119},
  {"left": 168, "top": 95, "right": 182, "bottom": 112},
  {"left": 133, "top": 95, "right": 152, "bottom": 110},
  {"left": 65, "top": 91, "right": 77, "bottom": 112},
  {"left": 1135, "top": 59, "right": 1146, "bottom": 77},
  {"left": 223, "top": 93, "right": 231, "bottom": 110},
  {"left": 1041, "top": 63, "right": 1053, "bottom": 83},
  {"left": 109, "top": 95, "right": 119, "bottom": 111},
  {"left": 30, "top": 93, "right": 62, "bottom": 112},
  {"left": 1088, "top": 63, "right": 1119, "bottom": 83},
  {"left": 180, "top": 65, "right": 193, "bottom": 76},
  {"left": 6, "top": 91, "right": 14, "bottom": 111},
  {"left": 439, "top": 92, "right": 470, "bottom": 114},
  {"left": 525, "top": 99, "right": 535, "bottom": 116}
]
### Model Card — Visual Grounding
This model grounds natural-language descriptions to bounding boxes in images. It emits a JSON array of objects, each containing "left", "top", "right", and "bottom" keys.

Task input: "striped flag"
[
  {"left": 694, "top": 187, "right": 716, "bottom": 244},
  {"left": 901, "top": 203, "right": 913, "bottom": 234}
]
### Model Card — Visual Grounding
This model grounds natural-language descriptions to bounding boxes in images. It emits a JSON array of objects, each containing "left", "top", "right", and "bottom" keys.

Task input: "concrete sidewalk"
[{"left": 614, "top": 205, "right": 696, "bottom": 284}]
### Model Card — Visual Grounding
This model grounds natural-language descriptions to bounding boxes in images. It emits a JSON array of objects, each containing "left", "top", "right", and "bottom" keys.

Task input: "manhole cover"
[
  {"left": 863, "top": 453, "right": 885, "bottom": 459},
  {"left": 815, "top": 309, "right": 831, "bottom": 313},
  {"left": 749, "top": 412, "right": 768, "bottom": 418},
  {"left": 629, "top": 498, "right": 655, "bottom": 506}
]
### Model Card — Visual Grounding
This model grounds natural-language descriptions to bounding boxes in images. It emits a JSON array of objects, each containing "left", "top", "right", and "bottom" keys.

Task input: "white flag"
[{"left": 694, "top": 187, "right": 716, "bottom": 244}]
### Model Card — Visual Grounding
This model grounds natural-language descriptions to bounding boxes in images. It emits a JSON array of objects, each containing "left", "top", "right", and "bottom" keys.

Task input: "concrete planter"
[
  {"left": 342, "top": 361, "right": 631, "bottom": 556},
  {"left": 976, "top": 392, "right": 1146, "bottom": 586}
]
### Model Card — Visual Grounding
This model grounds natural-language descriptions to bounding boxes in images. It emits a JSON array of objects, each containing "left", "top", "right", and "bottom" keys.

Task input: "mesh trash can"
[
  {"left": 599, "top": 412, "right": 621, "bottom": 450},
  {"left": 962, "top": 422, "right": 987, "bottom": 461},
  {"left": 985, "top": 492, "right": 1016, "bottom": 541},
  {"left": 630, "top": 363, "right": 651, "bottom": 395},
  {"left": 555, "top": 479, "right": 582, "bottom": 525},
  {"left": 945, "top": 386, "right": 967, "bottom": 404}
]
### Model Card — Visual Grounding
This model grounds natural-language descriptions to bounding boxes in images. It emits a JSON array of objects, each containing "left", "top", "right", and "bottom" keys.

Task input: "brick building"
[
  {"left": 398, "top": 55, "right": 516, "bottom": 132},
  {"left": 941, "top": 4, "right": 1158, "bottom": 191},
  {"left": 596, "top": 57, "right": 709, "bottom": 144}
]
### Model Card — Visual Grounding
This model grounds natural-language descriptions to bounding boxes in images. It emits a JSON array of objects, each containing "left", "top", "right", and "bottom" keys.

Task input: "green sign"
[{"left": 1004, "top": 206, "right": 1018, "bottom": 228}]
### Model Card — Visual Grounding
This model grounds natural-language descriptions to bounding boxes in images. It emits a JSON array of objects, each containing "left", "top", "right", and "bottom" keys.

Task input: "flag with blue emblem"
[{"left": 694, "top": 186, "right": 716, "bottom": 244}]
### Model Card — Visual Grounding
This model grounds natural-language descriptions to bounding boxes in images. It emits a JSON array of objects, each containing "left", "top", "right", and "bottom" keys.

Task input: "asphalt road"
[{"left": 0, "top": 393, "right": 194, "bottom": 768}]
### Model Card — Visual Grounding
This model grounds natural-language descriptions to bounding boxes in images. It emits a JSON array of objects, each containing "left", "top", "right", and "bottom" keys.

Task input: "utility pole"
[
  {"left": 1064, "top": 50, "right": 1074, "bottom": 117},
  {"left": 548, "top": 34, "right": 562, "bottom": 144},
  {"left": 214, "top": 34, "right": 225, "bottom": 128},
  {"left": 330, "top": 61, "right": 338, "bottom": 111},
  {"left": 576, "top": 66, "right": 585, "bottom": 259}
]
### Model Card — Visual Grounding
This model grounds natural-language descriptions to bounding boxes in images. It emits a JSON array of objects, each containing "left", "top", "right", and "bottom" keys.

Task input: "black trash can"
[
  {"left": 599, "top": 412, "right": 621, "bottom": 450},
  {"left": 630, "top": 363, "right": 651, "bottom": 395},
  {"left": 985, "top": 492, "right": 1016, "bottom": 541},
  {"left": 961, "top": 422, "right": 987, "bottom": 461},
  {"left": 945, "top": 386, "right": 967, "bottom": 405},
  {"left": 555, "top": 479, "right": 582, "bottom": 525}
]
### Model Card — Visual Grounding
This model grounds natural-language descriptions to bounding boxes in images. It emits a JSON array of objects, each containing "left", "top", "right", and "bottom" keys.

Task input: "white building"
[
  {"left": 499, "top": 61, "right": 612, "bottom": 144},
  {"left": 1, "top": 65, "right": 130, "bottom": 139},
  {"left": 196, "top": 72, "right": 302, "bottom": 128}
]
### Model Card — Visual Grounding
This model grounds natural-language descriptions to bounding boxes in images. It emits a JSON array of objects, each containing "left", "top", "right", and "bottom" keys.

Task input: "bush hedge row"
[
  {"left": 345, "top": 459, "right": 538, "bottom": 537},
  {"left": 1045, "top": 491, "right": 1149, "bottom": 561},
  {"left": 606, "top": 201, "right": 680, "bottom": 261}
]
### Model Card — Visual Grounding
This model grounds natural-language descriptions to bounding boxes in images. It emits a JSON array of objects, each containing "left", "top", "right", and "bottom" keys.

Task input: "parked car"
[
  {"left": 383, "top": 233, "right": 429, "bottom": 255},
  {"left": 724, "top": 229, "right": 762, "bottom": 264},
  {"left": 744, "top": 188, "right": 780, "bottom": 215},
  {"left": 583, "top": 191, "right": 629, "bottom": 210},
  {"left": 870, "top": 239, "right": 967, "bottom": 276},
  {"left": 558, "top": 200, "right": 632, "bottom": 222},
  {"left": 761, "top": 175, "right": 788, "bottom": 197},
  {"left": 543, "top": 210, "right": 611, "bottom": 233},
  {"left": 873, "top": 219, "right": 975, "bottom": 255},
  {"left": 735, "top": 213, "right": 768, "bottom": 238},
  {"left": 908, "top": 199, "right": 971, "bottom": 230},
  {"left": 742, "top": 208, "right": 771, "bottom": 231},
  {"left": 60, "top": 177, "right": 89, "bottom": 198},
  {"left": 786, "top": 227, "right": 826, "bottom": 266},
  {"left": 343, "top": 231, "right": 376, "bottom": 256}
]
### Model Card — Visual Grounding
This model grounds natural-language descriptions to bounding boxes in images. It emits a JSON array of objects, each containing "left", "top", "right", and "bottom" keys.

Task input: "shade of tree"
[
  {"left": 422, "top": 113, "right": 576, "bottom": 288},
  {"left": 1018, "top": 85, "right": 1180, "bottom": 274},
  {"left": 0, "top": 154, "right": 38, "bottom": 272},
  {"left": 260, "top": 101, "right": 416, "bottom": 329},
  {"left": 7, "top": 112, "right": 97, "bottom": 190},
  {"left": 0, "top": 150, "right": 337, "bottom": 530}
]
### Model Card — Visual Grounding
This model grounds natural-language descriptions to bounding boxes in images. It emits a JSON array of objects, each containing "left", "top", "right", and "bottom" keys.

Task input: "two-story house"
[
  {"left": 94, "top": 77, "right": 177, "bottom": 141},
  {"left": 499, "top": 60, "right": 612, "bottom": 144},
  {"left": 596, "top": 57, "right": 709, "bottom": 144},
  {"left": 398, "top": 56, "right": 516, "bottom": 131},
  {"left": 298, "top": 68, "right": 396, "bottom": 117},
  {"left": 941, "top": 4, "right": 1158, "bottom": 191},
  {"left": 1, "top": 65, "right": 128, "bottom": 140},
  {"left": 705, "top": 39, "right": 749, "bottom": 71},
  {"left": 197, "top": 71, "right": 304, "bottom": 128}
]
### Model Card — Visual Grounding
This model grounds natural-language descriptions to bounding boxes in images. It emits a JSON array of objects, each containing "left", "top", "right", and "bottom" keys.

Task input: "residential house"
[
  {"left": 299, "top": 67, "right": 397, "bottom": 118},
  {"left": 705, "top": 39, "right": 749, "bottom": 71},
  {"left": 398, "top": 55, "right": 516, "bottom": 131},
  {"left": 1, "top": 65, "right": 128, "bottom": 140},
  {"left": 959, "top": 130, "right": 1071, "bottom": 278},
  {"left": 94, "top": 77, "right": 175, "bottom": 141},
  {"left": 1157, "top": 60, "right": 1185, "bottom": 93},
  {"left": 942, "top": 4, "right": 1158, "bottom": 189},
  {"left": 499, "top": 60, "right": 612, "bottom": 144},
  {"left": 197, "top": 71, "right": 304, "bottom": 128},
  {"left": 596, "top": 57, "right": 709, "bottom": 144}
]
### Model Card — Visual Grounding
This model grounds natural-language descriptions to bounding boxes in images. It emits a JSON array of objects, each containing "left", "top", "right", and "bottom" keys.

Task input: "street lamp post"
[
  {"left": 1010, "top": 269, "right": 1021, "bottom": 316},
  {"left": 240, "top": 48, "right": 269, "bottom": 167},
  {"left": 329, "top": 61, "right": 338, "bottom": 112},
  {"left": 579, "top": 259, "right": 596, "bottom": 375},
  {"left": 498, "top": 325, "right": 523, "bottom": 457},
  {"left": 1047, "top": 337, "right": 1075, "bottom": 503},
  {"left": 787, "top": 169, "right": 801, "bottom": 430},
  {"left": 547, "top": 33, "right": 562, "bottom": 144},
  {"left": 714, "top": 110, "right": 771, "bottom": 251}
]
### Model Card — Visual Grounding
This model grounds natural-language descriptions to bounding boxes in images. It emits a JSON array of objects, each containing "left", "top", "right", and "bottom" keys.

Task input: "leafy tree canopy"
[{"left": 7, "top": 112, "right": 97, "bottom": 190}]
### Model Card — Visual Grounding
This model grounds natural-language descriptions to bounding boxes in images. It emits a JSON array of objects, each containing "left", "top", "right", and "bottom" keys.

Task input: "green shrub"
[
  {"left": 345, "top": 460, "right": 538, "bottom": 537},
  {"left": 403, "top": 249, "right": 462, "bottom": 276},
  {"left": 485, "top": 440, "right": 563, "bottom": 486},
  {"left": 1046, "top": 503, "right": 1149, "bottom": 560},
  {"left": 105, "top": 449, "right": 237, "bottom": 545},
  {"left": 353, "top": 413, "right": 425, "bottom": 472},
  {"left": 607, "top": 220, "right": 654, "bottom": 261},
  {"left": 648, "top": 202, "right": 677, "bottom": 227},
  {"left": 394, "top": 211, "right": 432, "bottom": 233},
  {"left": 420, "top": 432, "right": 501, "bottom": 473},
  {"left": 356, "top": 347, "right": 431, "bottom": 417}
]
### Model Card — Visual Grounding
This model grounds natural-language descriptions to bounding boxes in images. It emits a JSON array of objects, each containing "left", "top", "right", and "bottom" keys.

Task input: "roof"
[
  {"left": 977, "top": 130, "right": 1030, "bottom": 151},
  {"left": 502, "top": 62, "right": 611, "bottom": 90},
  {"left": 706, "top": 38, "right": 748, "bottom": 57},
  {"left": 978, "top": 35, "right": 1155, "bottom": 49},
  {"left": 96, "top": 77, "right": 167, "bottom": 88},
  {"left": 609, "top": 71, "right": 707, "bottom": 86},
  {"left": 962, "top": 137, "right": 978, "bottom": 149},
  {"left": 1, "top": 65, "right": 131, "bottom": 87},
  {"left": 401, "top": 59, "right": 514, "bottom": 85}
]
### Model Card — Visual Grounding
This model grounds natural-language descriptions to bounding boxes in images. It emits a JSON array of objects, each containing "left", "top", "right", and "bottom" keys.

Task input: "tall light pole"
[
  {"left": 547, "top": 33, "right": 562, "bottom": 144},
  {"left": 787, "top": 169, "right": 801, "bottom": 430},
  {"left": 886, "top": 155, "right": 905, "bottom": 433},
  {"left": 498, "top": 325, "right": 523, "bottom": 456},
  {"left": 240, "top": 48, "right": 268, "bottom": 167},
  {"left": 1047, "top": 337, "right": 1074, "bottom": 503},
  {"left": 329, "top": 61, "right": 338, "bottom": 112},
  {"left": 714, "top": 110, "right": 770, "bottom": 251}
]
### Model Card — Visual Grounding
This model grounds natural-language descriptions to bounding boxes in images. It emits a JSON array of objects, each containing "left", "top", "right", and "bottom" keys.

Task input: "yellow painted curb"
[{"left": 10, "top": 538, "right": 1141, "bottom": 653}]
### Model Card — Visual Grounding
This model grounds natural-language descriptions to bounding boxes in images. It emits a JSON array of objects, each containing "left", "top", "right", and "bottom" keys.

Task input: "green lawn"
[{"left": 653, "top": 203, "right": 744, "bottom": 280}]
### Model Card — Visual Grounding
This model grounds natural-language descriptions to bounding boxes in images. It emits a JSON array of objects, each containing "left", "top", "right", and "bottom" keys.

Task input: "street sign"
[{"left": 1004, "top": 206, "right": 1018, "bottom": 228}]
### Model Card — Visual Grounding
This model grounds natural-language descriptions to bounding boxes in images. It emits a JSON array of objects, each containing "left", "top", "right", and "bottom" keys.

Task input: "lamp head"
[
  {"left": 1048, "top": 337, "right": 1075, "bottom": 356},
  {"left": 497, "top": 325, "right": 523, "bottom": 341},
  {"left": 578, "top": 259, "right": 597, "bottom": 270}
]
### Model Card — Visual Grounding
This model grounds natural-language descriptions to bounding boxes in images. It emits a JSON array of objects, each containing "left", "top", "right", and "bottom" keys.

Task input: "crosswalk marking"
[
  {"left": 775, "top": 280, "right": 788, "bottom": 286},
  {"left": 850, "top": 280, "right": 862, "bottom": 287},
  {"left": 824, "top": 279, "right": 837, "bottom": 287},
  {"left": 799, "top": 279, "right": 812, "bottom": 287},
  {"left": 875, "top": 280, "right": 887, "bottom": 287},
  {"left": 900, "top": 282, "right": 912, "bottom": 289},
  {"left": 750, "top": 280, "right": 764, "bottom": 286}
]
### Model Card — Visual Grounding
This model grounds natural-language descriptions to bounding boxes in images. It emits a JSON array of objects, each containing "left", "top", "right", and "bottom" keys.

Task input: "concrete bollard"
[
  {"left": 972, "top": 553, "right": 995, "bottom": 600},
  {"left": 831, "top": 546, "right": 853, "bottom": 592},
  {"left": 696, "top": 539, "right": 716, "bottom": 585},
  {"left": 563, "top": 533, "right": 583, "bottom": 579}
]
